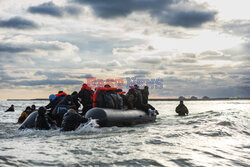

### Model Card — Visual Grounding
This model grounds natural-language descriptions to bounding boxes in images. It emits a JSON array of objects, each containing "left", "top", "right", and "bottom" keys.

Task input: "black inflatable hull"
[
  {"left": 19, "top": 111, "right": 38, "bottom": 130},
  {"left": 85, "top": 108, "right": 156, "bottom": 127}
]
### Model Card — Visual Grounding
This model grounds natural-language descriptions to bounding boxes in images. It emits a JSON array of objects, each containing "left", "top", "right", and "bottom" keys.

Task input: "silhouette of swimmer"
[
  {"left": 5, "top": 104, "right": 14, "bottom": 112},
  {"left": 175, "top": 100, "right": 189, "bottom": 116}
]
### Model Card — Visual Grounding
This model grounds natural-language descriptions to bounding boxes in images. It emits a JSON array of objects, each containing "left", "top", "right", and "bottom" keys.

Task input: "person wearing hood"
[
  {"left": 17, "top": 106, "right": 31, "bottom": 124},
  {"left": 71, "top": 91, "right": 81, "bottom": 111},
  {"left": 129, "top": 85, "right": 158, "bottom": 116},
  {"left": 77, "top": 84, "right": 93, "bottom": 115},
  {"left": 60, "top": 109, "right": 88, "bottom": 131},
  {"left": 176, "top": 100, "right": 189, "bottom": 116},
  {"left": 35, "top": 107, "right": 51, "bottom": 130}
]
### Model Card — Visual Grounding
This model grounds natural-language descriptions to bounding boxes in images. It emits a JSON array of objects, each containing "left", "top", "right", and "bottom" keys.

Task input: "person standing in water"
[
  {"left": 176, "top": 100, "right": 189, "bottom": 116},
  {"left": 5, "top": 104, "right": 14, "bottom": 112}
]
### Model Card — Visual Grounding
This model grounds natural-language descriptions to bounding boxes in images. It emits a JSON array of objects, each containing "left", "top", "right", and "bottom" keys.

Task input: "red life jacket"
[
  {"left": 118, "top": 91, "right": 126, "bottom": 95},
  {"left": 81, "top": 84, "right": 92, "bottom": 91},
  {"left": 55, "top": 92, "right": 67, "bottom": 97},
  {"left": 92, "top": 87, "right": 117, "bottom": 107}
]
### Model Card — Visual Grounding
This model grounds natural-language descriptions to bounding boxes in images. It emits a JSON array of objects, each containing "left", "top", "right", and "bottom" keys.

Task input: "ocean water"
[{"left": 0, "top": 100, "right": 249, "bottom": 167}]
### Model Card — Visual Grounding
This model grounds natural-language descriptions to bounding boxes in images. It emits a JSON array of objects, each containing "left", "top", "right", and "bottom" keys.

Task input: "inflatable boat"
[
  {"left": 85, "top": 107, "right": 156, "bottom": 127},
  {"left": 19, "top": 108, "right": 157, "bottom": 129},
  {"left": 19, "top": 111, "right": 38, "bottom": 130}
]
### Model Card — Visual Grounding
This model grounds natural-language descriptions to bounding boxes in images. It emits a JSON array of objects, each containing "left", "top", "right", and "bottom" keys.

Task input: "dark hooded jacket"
[
  {"left": 45, "top": 94, "right": 66, "bottom": 112},
  {"left": 35, "top": 107, "right": 50, "bottom": 130},
  {"left": 52, "top": 95, "right": 76, "bottom": 127},
  {"left": 60, "top": 110, "right": 88, "bottom": 131},
  {"left": 5, "top": 106, "right": 14, "bottom": 112},
  {"left": 77, "top": 84, "right": 93, "bottom": 115},
  {"left": 126, "top": 88, "right": 137, "bottom": 109},
  {"left": 176, "top": 102, "right": 189, "bottom": 116}
]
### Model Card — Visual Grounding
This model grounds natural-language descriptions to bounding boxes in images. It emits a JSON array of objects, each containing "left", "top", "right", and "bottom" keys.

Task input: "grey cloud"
[
  {"left": 124, "top": 70, "right": 151, "bottom": 75},
  {"left": 0, "top": 70, "right": 28, "bottom": 82},
  {"left": 200, "top": 55, "right": 231, "bottom": 60},
  {"left": 0, "top": 43, "right": 31, "bottom": 53},
  {"left": 28, "top": 2, "right": 82, "bottom": 17},
  {"left": 74, "top": 0, "right": 168, "bottom": 18},
  {"left": 0, "top": 41, "right": 67, "bottom": 53},
  {"left": 174, "top": 58, "right": 197, "bottom": 63},
  {"left": 209, "top": 72, "right": 225, "bottom": 75},
  {"left": 12, "top": 79, "right": 82, "bottom": 86},
  {"left": 0, "top": 17, "right": 38, "bottom": 29},
  {"left": 136, "top": 57, "right": 163, "bottom": 64},
  {"left": 241, "top": 77, "right": 250, "bottom": 84},
  {"left": 200, "top": 51, "right": 221, "bottom": 56},
  {"left": 34, "top": 71, "right": 93, "bottom": 79},
  {"left": 74, "top": 0, "right": 216, "bottom": 28},
  {"left": 73, "top": 74, "right": 93, "bottom": 79},
  {"left": 163, "top": 71, "right": 175, "bottom": 75},
  {"left": 183, "top": 53, "right": 196, "bottom": 58},
  {"left": 158, "top": 9, "right": 216, "bottom": 28},
  {"left": 199, "top": 50, "right": 232, "bottom": 60},
  {"left": 64, "top": 5, "right": 82, "bottom": 16},
  {"left": 107, "top": 60, "right": 121, "bottom": 67},
  {"left": 34, "top": 71, "right": 68, "bottom": 78},
  {"left": 164, "top": 76, "right": 184, "bottom": 83},
  {"left": 222, "top": 20, "right": 250, "bottom": 37}
]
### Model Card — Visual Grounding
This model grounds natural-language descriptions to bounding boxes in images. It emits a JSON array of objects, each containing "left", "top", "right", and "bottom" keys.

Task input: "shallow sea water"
[{"left": 0, "top": 100, "right": 249, "bottom": 166}]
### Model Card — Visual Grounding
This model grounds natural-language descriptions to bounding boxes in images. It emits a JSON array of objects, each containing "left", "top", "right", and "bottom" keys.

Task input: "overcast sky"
[{"left": 0, "top": 0, "right": 249, "bottom": 100}]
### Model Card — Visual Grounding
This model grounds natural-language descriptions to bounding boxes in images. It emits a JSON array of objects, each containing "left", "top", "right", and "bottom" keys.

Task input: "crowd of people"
[
  {"left": 13, "top": 83, "right": 159, "bottom": 131},
  {"left": 5, "top": 83, "right": 189, "bottom": 131}
]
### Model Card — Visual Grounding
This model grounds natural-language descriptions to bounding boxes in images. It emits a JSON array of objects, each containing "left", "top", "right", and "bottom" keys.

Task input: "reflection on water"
[{"left": 0, "top": 100, "right": 250, "bottom": 166}]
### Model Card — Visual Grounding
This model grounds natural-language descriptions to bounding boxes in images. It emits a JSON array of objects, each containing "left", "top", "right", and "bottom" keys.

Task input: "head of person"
[
  {"left": 104, "top": 84, "right": 111, "bottom": 88},
  {"left": 38, "top": 106, "right": 47, "bottom": 115},
  {"left": 49, "top": 94, "right": 56, "bottom": 102},
  {"left": 67, "top": 109, "right": 76, "bottom": 113},
  {"left": 180, "top": 100, "right": 184, "bottom": 104},
  {"left": 128, "top": 88, "right": 136, "bottom": 95},
  {"left": 25, "top": 106, "right": 31, "bottom": 112},
  {"left": 31, "top": 105, "right": 36, "bottom": 111},
  {"left": 58, "top": 91, "right": 63, "bottom": 94},
  {"left": 144, "top": 86, "right": 148, "bottom": 90},
  {"left": 134, "top": 84, "right": 139, "bottom": 89},
  {"left": 71, "top": 91, "right": 78, "bottom": 96},
  {"left": 11, "top": 104, "right": 14, "bottom": 108},
  {"left": 116, "top": 89, "right": 122, "bottom": 93}
]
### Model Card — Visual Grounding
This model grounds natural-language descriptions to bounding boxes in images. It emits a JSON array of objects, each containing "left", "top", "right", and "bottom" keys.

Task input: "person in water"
[
  {"left": 60, "top": 109, "right": 88, "bottom": 131},
  {"left": 176, "top": 100, "right": 189, "bottom": 116},
  {"left": 17, "top": 106, "right": 32, "bottom": 123},
  {"left": 51, "top": 95, "right": 77, "bottom": 127},
  {"left": 31, "top": 105, "right": 36, "bottom": 113},
  {"left": 127, "top": 85, "right": 158, "bottom": 115},
  {"left": 35, "top": 107, "right": 53, "bottom": 130},
  {"left": 5, "top": 104, "right": 14, "bottom": 112}
]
